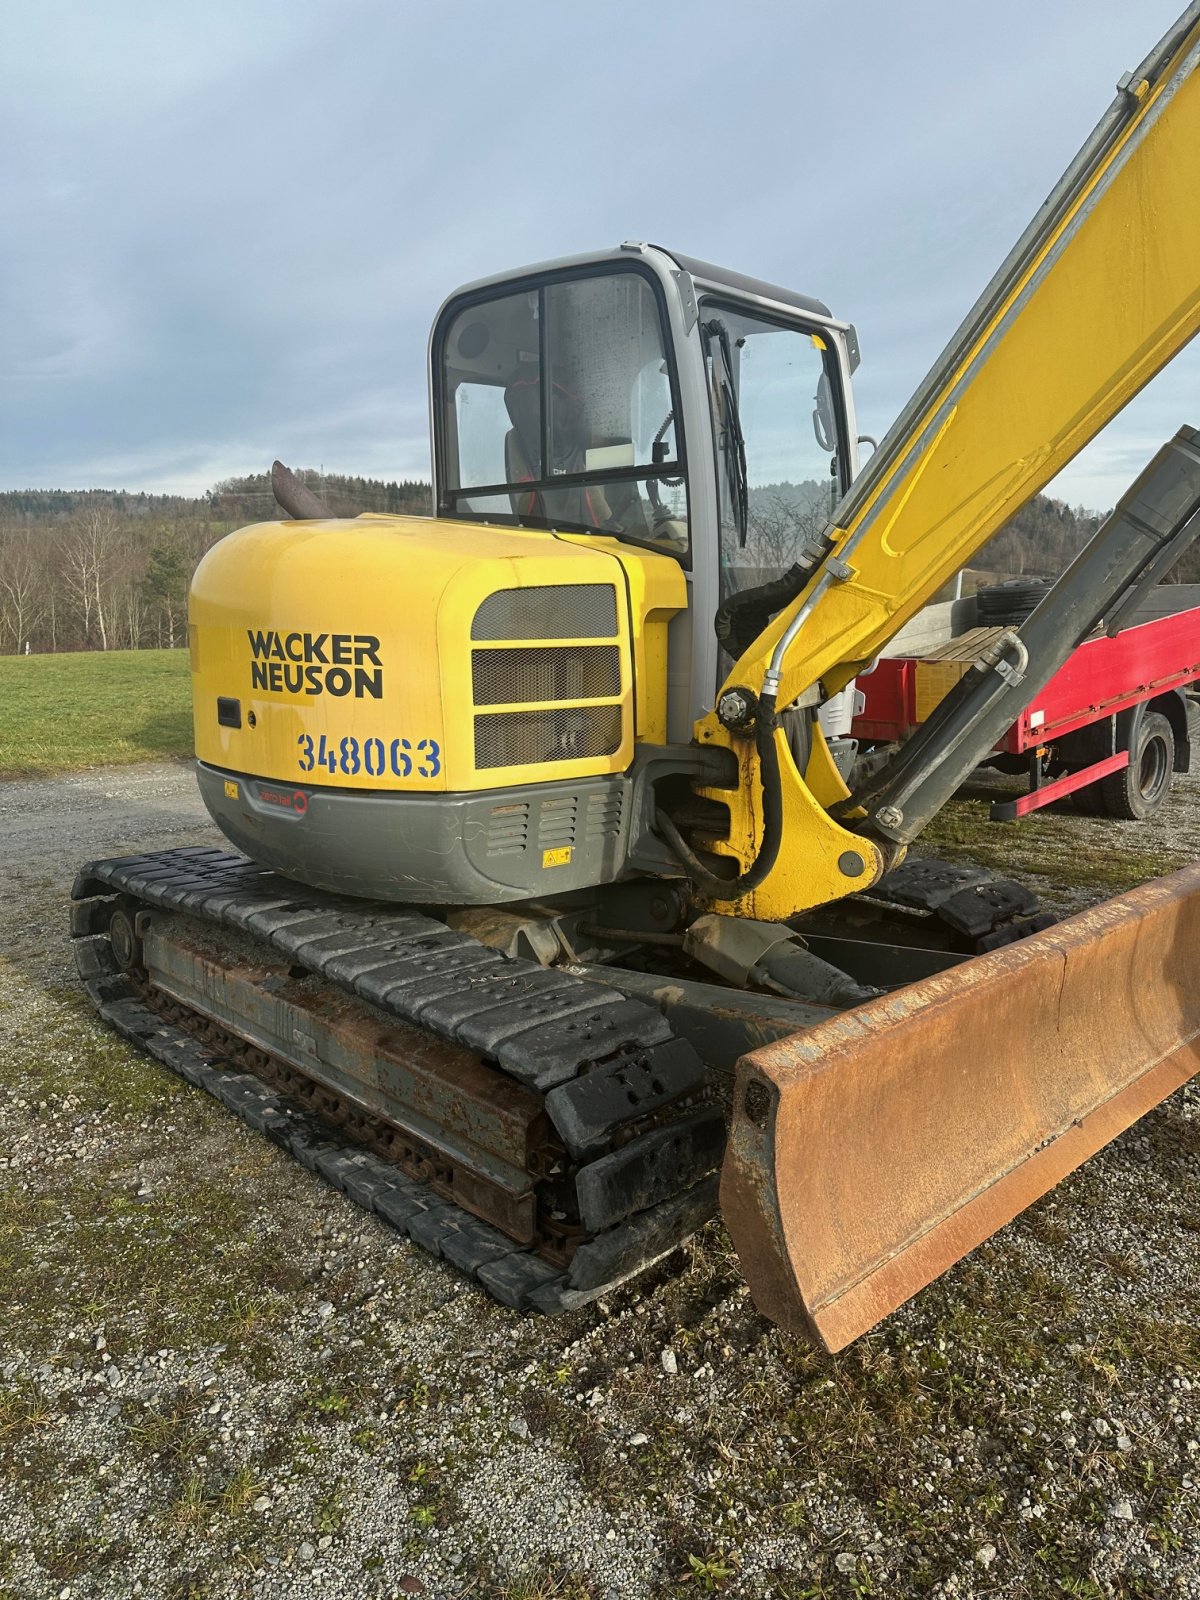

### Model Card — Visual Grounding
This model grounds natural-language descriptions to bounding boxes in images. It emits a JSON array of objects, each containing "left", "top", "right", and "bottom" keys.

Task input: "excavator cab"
[
  {"left": 187, "top": 247, "right": 869, "bottom": 910},
  {"left": 432, "top": 246, "right": 862, "bottom": 713},
  {"left": 435, "top": 262, "right": 691, "bottom": 548}
]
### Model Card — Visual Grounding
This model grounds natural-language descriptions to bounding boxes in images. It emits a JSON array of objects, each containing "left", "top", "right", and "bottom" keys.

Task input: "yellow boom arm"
[{"left": 702, "top": 4, "right": 1200, "bottom": 920}]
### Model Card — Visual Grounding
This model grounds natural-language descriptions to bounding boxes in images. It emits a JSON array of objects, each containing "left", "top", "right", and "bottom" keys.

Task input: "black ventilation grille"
[
  {"left": 471, "top": 646, "right": 620, "bottom": 707},
  {"left": 474, "top": 707, "right": 622, "bottom": 769},
  {"left": 583, "top": 787, "right": 625, "bottom": 840},
  {"left": 484, "top": 802, "right": 531, "bottom": 858},
  {"left": 471, "top": 585, "right": 618, "bottom": 641},
  {"left": 537, "top": 795, "right": 578, "bottom": 850}
]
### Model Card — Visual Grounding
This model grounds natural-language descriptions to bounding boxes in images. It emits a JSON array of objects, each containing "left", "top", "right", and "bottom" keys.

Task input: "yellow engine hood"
[{"left": 189, "top": 513, "right": 685, "bottom": 793}]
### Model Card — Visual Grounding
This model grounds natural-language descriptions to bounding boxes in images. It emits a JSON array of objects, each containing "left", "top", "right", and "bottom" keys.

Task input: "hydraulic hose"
[
  {"left": 657, "top": 692, "right": 785, "bottom": 900},
  {"left": 714, "top": 557, "right": 828, "bottom": 663}
]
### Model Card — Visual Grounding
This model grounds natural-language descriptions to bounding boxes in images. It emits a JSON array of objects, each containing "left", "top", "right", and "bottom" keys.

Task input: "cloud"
[{"left": 1, "top": 0, "right": 1193, "bottom": 509}]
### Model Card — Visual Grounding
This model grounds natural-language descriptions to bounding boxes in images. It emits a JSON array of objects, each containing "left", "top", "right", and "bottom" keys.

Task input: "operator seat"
[
  {"left": 501, "top": 376, "right": 663, "bottom": 546},
  {"left": 503, "top": 376, "right": 607, "bottom": 526}
]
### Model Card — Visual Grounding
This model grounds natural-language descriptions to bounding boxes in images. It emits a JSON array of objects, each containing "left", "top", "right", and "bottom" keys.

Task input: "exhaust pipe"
[{"left": 271, "top": 460, "right": 333, "bottom": 521}]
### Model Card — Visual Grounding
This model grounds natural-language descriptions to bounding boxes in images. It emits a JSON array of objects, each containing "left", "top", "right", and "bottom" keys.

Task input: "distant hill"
[
  {"left": 745, "top": 480, "right": 1112, "bottom": 585},
  {"left": 981, "top": 494, "right": 1105, "bottom": 577},
  {"left": 0, "top": 471, "right": 431, "bottom": 527},
  {"left": 207, "top": 471, "right": 431, "bottom": 523},
  {"left": 745, "top": 481, "right": 1200, "bottom": 590}
]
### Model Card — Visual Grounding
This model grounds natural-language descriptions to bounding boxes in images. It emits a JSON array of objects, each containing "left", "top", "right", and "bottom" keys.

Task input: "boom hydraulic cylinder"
[{"left": 855, "top": 426, "right": 1200, "bottom": 847}]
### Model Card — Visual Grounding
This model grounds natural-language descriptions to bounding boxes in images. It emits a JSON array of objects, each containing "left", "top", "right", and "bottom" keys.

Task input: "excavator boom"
[
  {"left": 722, "top": 4, "right": 1200, "bottom": 723},
  {"left": 721, "top": 4, "right": 1200, "bottom": 1341}
]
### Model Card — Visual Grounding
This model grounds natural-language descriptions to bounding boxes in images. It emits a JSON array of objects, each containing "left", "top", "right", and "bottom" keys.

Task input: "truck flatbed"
[{"left": 853, "top": 584, "right": 1200, "bottom": 820}]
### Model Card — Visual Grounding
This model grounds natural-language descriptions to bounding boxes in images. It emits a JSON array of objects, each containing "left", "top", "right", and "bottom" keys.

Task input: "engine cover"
[{"left": 190, "top": 513, "right": 686, "bottom": 794}]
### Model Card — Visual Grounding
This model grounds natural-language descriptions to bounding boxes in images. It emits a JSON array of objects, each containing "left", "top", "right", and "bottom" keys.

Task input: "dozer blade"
[{"left": 721, "top": 865, "right": 1200, "bottom": 1351}]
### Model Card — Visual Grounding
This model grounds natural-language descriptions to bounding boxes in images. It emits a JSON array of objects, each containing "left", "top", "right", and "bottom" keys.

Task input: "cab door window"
[{"left": 702, "top": 304, "right": 843, "bottom": 603}]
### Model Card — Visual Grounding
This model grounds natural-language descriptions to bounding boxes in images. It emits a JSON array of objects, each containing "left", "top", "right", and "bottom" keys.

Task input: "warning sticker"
[{"left": 541, "top": 846, "right": 573, "bottom": 869}]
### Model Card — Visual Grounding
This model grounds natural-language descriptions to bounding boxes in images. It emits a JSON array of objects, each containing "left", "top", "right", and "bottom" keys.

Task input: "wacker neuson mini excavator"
[{"left": 74, "top": 6, "right": 1200, "bottom": 1349}]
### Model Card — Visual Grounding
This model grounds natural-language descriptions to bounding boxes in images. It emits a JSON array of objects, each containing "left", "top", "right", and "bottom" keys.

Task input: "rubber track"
[{"left": 70, "top": 846, "right": 722, "bottom": 1314}]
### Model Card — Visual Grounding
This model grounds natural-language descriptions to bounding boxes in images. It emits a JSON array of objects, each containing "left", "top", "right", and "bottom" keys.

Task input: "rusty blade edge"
[
  {"left": 820, "top": 1020, "right": 1200, "bottom": 1307},
  {"left": 809, "top": 1046, "right": 1198, "bottom": 1351},
  {"left": 721, "top": 864, "right": 1200, "bottom": 1352}
]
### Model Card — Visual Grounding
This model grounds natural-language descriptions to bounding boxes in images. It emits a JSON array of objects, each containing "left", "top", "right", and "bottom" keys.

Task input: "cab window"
[
  {"left": 701, "top": 302, "right": 844, "bottom": 603},
  {"left": 437, "top": 270, "right": 688, "bottom": 558}
]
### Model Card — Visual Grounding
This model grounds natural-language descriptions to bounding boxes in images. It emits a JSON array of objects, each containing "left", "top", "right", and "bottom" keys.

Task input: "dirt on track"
[{"left": 0, "top": 762, "right": 1197, "bottom": 1600}]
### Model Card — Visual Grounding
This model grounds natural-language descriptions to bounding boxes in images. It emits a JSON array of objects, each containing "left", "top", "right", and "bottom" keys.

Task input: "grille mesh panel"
[
  {"left": 472, "top": 646, "right": 620, "bottom": 706},
  {"left": 471, "top": 585, "right": 617, "bottom": 641},
  {"left": 475, "top": 707, "right": 622, "bottom": 769}
]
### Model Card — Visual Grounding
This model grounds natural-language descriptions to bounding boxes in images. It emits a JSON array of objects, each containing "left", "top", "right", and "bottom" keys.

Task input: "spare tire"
[{"left": 977, "top": 577, "right": 1053, "bottom": 627}]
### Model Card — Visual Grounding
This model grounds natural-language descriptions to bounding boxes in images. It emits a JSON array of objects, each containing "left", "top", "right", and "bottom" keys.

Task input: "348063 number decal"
[{"left": 297, "top": 733, "right": 441, "bottom": 779}]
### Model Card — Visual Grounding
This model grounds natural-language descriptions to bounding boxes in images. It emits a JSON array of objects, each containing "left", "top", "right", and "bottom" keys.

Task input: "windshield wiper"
[{"left": 705, "top": 318, "right": 749, "bottom": 547}]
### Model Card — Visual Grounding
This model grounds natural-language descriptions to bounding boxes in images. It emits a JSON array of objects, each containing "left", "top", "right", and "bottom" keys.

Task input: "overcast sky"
[{"left": 3, "top": 1, "right": 1196, "bottom": 511}]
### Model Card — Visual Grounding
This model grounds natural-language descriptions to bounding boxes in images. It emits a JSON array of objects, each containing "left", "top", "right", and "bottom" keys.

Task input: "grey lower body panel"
[{"left": 196, "top": 761, "right": 632, "bottom": 904}]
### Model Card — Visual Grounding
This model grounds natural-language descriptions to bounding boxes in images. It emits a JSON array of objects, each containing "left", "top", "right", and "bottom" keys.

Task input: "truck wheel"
[{"left": 1096, "top": 711, "right": 1175, "bottom": 820}]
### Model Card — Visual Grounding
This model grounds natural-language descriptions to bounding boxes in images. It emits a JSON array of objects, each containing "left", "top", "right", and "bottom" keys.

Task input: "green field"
[{"left": 0, "top": 648, "right": 193, "bottom": 777}]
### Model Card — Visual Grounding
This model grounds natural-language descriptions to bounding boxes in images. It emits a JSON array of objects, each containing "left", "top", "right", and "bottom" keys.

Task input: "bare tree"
[
  {"left": 0, "top": 530, "right": 45, "bottom": 652},
  {"left": 61, "top": 509, "right": 123, "bottom": 650},
  {"left": 746, "top": 489, "right": 827, "bottom": 572}
]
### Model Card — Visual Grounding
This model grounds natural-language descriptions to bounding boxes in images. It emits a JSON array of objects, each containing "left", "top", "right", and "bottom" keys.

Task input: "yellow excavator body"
[{"left": 72, "top": 5, "right": 1200, "bottom": 1345}]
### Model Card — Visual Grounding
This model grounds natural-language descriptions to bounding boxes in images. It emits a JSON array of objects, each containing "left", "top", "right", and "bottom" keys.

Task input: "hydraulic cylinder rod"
[{"left": 855, "top": 426, "right": 1200, "bottom": 846}]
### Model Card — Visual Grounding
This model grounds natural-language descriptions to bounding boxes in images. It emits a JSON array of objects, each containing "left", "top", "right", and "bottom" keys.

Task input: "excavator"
[{"left": 73, "top": 6, "right": 1200, "bottom": 1350}]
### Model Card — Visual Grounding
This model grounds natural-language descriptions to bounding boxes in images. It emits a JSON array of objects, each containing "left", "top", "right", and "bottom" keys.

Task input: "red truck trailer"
[{"left": 852, "top": 583, "right": 1200, "bottom": 821}]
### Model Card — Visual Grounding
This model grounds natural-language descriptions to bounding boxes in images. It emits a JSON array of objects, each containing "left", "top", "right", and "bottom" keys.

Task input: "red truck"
[{"left": 851, "top": 581, "right": 1200, "bottom": 821}]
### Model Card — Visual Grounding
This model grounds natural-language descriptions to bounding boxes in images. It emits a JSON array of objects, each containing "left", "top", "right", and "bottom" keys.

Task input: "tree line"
[
  {"left": 0, "top": 473, "right": 430, "bottom": 655},
  {"left": 744, "top": 482, "right": 1118, "bottom": 588},
  {"left": 9, "top": 468, "right": 1189, "bottom": 658}
]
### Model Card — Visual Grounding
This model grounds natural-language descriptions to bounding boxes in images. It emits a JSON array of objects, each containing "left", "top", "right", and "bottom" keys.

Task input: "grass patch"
[
  {"left": 0, "top": 648, "right": 191, "bottom": 776},
  {"left": 0, "top": 998, "right": 307, "bottom": 1363},
  {"left": 8, "top": 987, "right": 190, "bottom": 1115},
  {"left": 920, "top": 792, "right": 1179, "bottom": 896},
  {"left": 464, "top": 1560, "right": 602, "bottom": 1599},
  {"left": 171, "top": 1464, "right": 263, "bottom": 1529},
  {"left": 0, "top": 1160, "right": 304, "bottom": 1364},
  {"left": 36, "top": 1531, "right": 131, "bottom": 1583}
]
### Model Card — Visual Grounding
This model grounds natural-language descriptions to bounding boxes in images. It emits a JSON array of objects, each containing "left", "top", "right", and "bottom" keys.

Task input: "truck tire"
[
  {"left": 1095, "top": 710, "right": 1175, "bottom": 820},
  {"left": 976, "top": 577, "right": 1053, "bottom": 626}
]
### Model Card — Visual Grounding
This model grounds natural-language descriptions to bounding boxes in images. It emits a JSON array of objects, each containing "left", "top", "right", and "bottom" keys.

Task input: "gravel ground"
[{"left": 0, "top": 760, "right": 1197, "bottom": 1600}]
